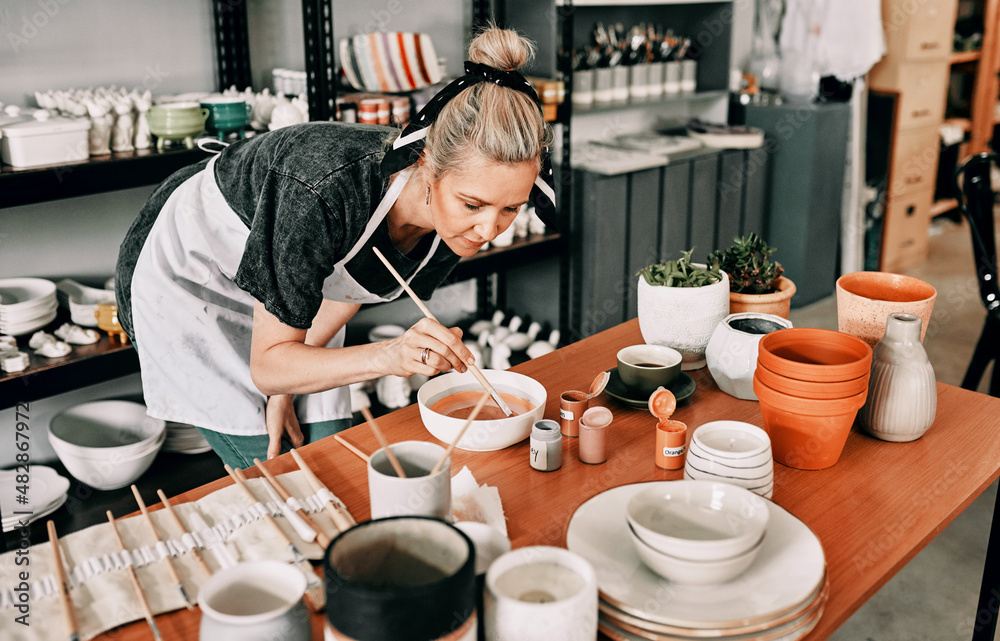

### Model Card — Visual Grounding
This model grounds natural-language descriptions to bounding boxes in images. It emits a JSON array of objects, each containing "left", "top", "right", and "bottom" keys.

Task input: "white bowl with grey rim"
[{"left": 683, "top": 421, "right": 774, "bottom": 499}]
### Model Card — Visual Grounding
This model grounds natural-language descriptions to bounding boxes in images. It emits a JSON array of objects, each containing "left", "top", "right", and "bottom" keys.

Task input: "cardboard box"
[
  {"left": 888, "top": 124, "right": 941, "bottom": 198},
  {"left": 869, "top": 59, "right": 950, "bottom": 129},
  {"left": 880, "top": 188, "right": 933, "bottom": 271},
  {"left": 881, "top": 0, "right": 959, "bottom": 61}
]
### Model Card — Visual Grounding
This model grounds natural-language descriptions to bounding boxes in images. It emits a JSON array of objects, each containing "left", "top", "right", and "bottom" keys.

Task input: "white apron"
[{"left": 131, "top": 159, "right": 439, "bottom": 435}]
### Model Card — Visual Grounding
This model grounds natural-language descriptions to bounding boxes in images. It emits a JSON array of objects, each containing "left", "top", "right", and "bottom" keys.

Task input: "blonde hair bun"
[{"left": 467, "top": 26, "right": 535, "bottom": 72}]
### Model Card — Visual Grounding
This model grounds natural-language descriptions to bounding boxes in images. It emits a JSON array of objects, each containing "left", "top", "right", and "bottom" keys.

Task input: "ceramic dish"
[
  {"left": 417, "top": 369, "right": 546, "bottom": 451},
  {"left": 604, "top": 369, "right": 695, "bottom": 408},
  {"left": 625, "top": 481, "right": 769, "bottom": 561},
  {"left": 0, "top": 278, "right": 57, "bottom": 310},
  {"left": 598, "top": 594, "right": 824, "bottom": 641},
  {"left": 597, "top": 579, "right": 827, "bottom": 639},
  {"left": 565, "top": 482, "right": 825, "bottom": 629},
  {"left": 0, "top": 465, "right": 69, "bottom": 522},
  {"left": 628, "top": 523, "right": 763, "bottom": 585}
]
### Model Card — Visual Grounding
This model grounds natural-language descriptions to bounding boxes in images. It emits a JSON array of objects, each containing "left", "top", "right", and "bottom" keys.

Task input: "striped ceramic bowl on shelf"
[{"left": 683, "top": 421, "right": 774, "bottom": 499}]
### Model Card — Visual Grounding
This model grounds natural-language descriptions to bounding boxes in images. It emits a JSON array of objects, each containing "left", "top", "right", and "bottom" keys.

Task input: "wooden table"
[{"left": 98, "top": 319, "right": 1000, "bottom": 640}]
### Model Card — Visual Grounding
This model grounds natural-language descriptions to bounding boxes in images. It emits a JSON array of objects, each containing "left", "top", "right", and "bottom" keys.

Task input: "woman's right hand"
[{"left": 379, "top": 317, "right": 474, "bottom": 378}]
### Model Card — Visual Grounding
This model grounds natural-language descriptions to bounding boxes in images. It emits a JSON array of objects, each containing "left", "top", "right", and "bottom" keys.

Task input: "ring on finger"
[{"left": 420, "top": 347, "right": 431, "bottom": 365}]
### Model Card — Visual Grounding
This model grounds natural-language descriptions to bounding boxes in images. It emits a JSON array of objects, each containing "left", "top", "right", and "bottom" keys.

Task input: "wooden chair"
[{"left": 955, "top": 153, "right": 1000, "bottom": 397}]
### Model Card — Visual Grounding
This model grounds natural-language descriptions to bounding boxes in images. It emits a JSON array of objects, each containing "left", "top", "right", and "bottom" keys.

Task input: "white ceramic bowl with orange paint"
[{"left": 417, "top": 369, "right": 547, "bottom": 451}]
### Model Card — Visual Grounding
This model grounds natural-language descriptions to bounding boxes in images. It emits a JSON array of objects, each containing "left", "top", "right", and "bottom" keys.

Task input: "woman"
[{"left": 115, "top": 27, "right": 555, "bottom": 469}]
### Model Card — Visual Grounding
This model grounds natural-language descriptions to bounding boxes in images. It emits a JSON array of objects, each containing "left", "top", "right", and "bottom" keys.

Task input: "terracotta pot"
[
  {"left": 753, "top": 377, "right": 867, "bottom": 470},
  {"left": 729, "top": 277, "right": 796, "bottom": 319},
  {"left": 757, "top": 328, "right": 872, "bottom": 383},
  {"left": 836, "top": 271, "right": 936, "bottom": 347},
  {"left": 754, "top": 362, "right": 870, "bottom": 400}
]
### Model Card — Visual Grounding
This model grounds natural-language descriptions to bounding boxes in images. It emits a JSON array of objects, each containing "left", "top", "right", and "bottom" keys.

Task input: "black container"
[{"left": 324, "top": 516, "right": 476, "bottom": 641}]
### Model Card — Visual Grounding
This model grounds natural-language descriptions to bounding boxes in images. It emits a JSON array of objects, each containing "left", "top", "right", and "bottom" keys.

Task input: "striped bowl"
[{"left": 683, "top": 421, "right": 773, "bottom": 499}]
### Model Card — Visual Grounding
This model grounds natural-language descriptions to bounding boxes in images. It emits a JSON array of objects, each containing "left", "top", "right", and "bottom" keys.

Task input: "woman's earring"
[{"left": 425, "top": 185, "right": 430, "bottom": 205}]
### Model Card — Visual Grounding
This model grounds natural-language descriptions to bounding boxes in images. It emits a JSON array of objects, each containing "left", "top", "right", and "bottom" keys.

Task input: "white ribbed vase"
[{"left": 859, "top": 313, "right": 937, "bottom": 442}]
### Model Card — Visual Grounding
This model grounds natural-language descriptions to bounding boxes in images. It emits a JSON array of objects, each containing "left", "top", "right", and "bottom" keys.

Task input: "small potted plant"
[
  {"left": 707, "top": 233, "right": 796, "bottom": 319},
  {"left": 636, "top": 248, "right": 730, "bottom": 370}
]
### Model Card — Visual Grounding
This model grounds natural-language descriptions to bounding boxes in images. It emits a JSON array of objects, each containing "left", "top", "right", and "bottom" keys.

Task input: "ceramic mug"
[
  {"left": 368, "top": 440, "right": 451, "bottom": 520},
  {"left": 198, "top": 560, "right": 311, "bottom": 641},
  {"left": 617, "top": 344, "right": 683, "bottom": 397}
]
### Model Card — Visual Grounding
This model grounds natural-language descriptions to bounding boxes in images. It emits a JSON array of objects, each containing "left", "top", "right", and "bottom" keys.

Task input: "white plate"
[
  {"left": 0, "top": 298, "right": 57, "bottom": 323},
  {"left": 2, "top": 493, "right": 68, "bottom": 533},
  {"left": 0, "top": 465, "right": 70, "bottom": 516},
  {"left": 0, "top": 278, "right": 57, "bottom": 310},
  {"left": 566, "top": 482, "right": 825, "bottom": 629},
  {"left": 0, "top": 309, "right": 57, "bottom": 336},
  {"left": 598, "top": 603, "right": 822, "bottom": 641}
]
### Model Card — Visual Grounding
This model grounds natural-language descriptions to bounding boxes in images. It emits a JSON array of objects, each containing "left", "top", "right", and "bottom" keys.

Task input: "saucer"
[{"left": 604, "top": 369, "right": 695, "bottom": 408}]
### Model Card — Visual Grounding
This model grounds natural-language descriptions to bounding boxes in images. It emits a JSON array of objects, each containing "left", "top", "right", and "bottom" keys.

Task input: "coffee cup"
[
  {"left": 368, "top": 440, "right": 451, "bottom": 520},
  {"left": 616, "top": 344, "right": 682, "bottom": 397},
  {"left": 198, "top": 560, "right": 311, "bottom": 641}
]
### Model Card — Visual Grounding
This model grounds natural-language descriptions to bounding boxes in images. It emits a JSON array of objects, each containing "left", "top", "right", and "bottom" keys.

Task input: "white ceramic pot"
[
  {"left": 199, "top": 561, "right": 310, "bottom": 641},
  {"left": 637, "top": 268, "right": 730, "bottom": 370},
  {"left": 706, "top": 312, "right": 793, "bottom": 400}
]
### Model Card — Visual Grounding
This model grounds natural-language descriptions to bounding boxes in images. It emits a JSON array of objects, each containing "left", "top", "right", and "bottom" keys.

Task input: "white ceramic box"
[{"left": 1, "top": 117, "right": 90, "bottom": 168}]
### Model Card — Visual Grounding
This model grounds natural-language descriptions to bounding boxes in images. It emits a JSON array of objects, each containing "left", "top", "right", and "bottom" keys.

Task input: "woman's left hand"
[{"left": 266, "top": 394, "right": 304, "bottom": 459}]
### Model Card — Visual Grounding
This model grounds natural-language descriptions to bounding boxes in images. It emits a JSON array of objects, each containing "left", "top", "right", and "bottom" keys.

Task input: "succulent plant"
[
  {"left": 707, "top": 233, "right": 784, "bottom": 295},
  {"left": 637, "top": 248, "right": 722, "bottom": 288}
]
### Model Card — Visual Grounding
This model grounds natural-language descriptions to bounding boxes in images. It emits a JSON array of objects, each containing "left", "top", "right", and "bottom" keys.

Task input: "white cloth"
[
  {"left": 131, "top": 158, "right": 430, "bottom": 435},
  {"left": 780, "top": 0, "right": 886, "bottom": 82}
]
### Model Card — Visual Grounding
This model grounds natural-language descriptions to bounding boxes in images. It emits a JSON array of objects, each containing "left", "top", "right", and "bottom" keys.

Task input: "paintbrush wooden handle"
[
  {"left": 372, "top": 246, "right": 512, "bottom": 416},
  {"left": 47, "top": 521, "right": 79, "bottom": 641},
  {"left": 130, "top": 486, "right": 192, "bottom": 609},
  {"left": 431, "top": 391, "right": 491, "bottom": 475},
  {"left": 106, "top": 511, "right": 162, "bottom": 641},
  {"left": 253, "top": 459, "right": 332, "bottom": 548},
  {"left": 155, "top": 489, "right": 212, "bottom": 577},
  {"left": 290, "top": 449, "right": 355, "bottom": 531},
  {"left": 360, "top": 406, "right": 407, "bottom": 478}
]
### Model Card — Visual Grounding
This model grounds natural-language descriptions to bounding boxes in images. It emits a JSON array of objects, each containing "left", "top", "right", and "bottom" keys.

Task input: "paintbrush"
[
  {"left": 253, "top": 458, "right": 332, "bottom": 548},
  {"left": 46, "top": 521, "right": 79, "bottom": 641},
  {"left": 289, "top": 448, "right": 356, "bottom": 531},
  {"left": 106, "top": 511, "right": 162, "bottom": 641},
  {"left": 154, "top": 489, "right": 213, "bottom": 577},
  {"left": 130, "top": 485, "right": 193, "bottom": 610}
]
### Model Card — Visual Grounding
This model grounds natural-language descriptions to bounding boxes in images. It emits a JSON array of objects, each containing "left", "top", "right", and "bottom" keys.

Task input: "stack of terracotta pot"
[{"left": 752, "top": 328, "right": 873, "bottom": 470}]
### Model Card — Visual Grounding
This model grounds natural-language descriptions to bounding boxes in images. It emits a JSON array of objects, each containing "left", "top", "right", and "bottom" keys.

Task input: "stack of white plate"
[
  {"left": 0, "top": 466, "right": 70, "bottom": 532},
  {"left": 164, "top": 421, "right": 212, "bottom": 454},
  {"left": 56, "top": 278, "right": 116, "bottom": 328},
  {"left": 567, "top": 482, "right": 828, "bottom": 641},
  {"left": 0, "top": 278, "right": 58, "bottom": 336}
]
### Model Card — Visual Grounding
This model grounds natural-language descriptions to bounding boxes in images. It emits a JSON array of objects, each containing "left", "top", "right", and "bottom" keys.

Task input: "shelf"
[
  {"left": 930, "top": 198, "right": 959, "bottom": 217},
  {"left": 449, "top": 232, "right": 564, "bottom": 283},
  {"left": 951, "top": 50, "right": 982, "bottom": 64},
  {"left": 0, "top": 309, "right": 138, "bottom": 411},
  {"left": 571, "top": 90, "right": 729, "bottom": 117},
  {"left": 0, "top": 146, "right": 209, "bottom": 209}
]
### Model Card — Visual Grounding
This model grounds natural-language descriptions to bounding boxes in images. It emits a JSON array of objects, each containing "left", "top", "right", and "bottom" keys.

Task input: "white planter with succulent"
[{"left": 637, "top": 249, "right": 730, "bottom": 370}]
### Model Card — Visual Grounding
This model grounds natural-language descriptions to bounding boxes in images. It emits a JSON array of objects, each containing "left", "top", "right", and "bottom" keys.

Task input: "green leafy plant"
[
  {"left": 707, "top": 233, "right": 784, "bottom": 295},
  {"left": 637, "top": 248, "right": 722, "bottom": 288}
]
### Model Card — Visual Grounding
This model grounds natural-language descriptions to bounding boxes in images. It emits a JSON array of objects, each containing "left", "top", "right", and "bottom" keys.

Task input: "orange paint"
[{"left": 429, "top": 391, "right": 534, "bottom": 420}]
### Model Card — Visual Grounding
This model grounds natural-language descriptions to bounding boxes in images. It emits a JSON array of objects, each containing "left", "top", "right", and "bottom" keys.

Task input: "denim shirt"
[{"left": 116, "top": 122, "right": 459, "bottom": 337}]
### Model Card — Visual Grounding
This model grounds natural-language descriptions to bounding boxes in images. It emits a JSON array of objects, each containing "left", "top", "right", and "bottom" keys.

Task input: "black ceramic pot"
[{"left": 324, "top": 516, "right": 476, "bottom": 641}]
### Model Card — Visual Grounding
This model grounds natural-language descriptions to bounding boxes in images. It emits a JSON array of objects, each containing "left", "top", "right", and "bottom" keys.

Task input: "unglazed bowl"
[{"left": 836, "top": 271, "right": 936, "bottom": 347}]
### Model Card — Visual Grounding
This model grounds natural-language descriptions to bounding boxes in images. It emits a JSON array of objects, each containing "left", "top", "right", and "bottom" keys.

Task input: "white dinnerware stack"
[
  {"left": 56, "top": 279, "right": 115, "bottom": 327},
  {"left": 0, "top": 278, "right": 58, "bottom": 336},
  {"left": 48, "top": 400, "right": 166, "bottom": 490},
  {"left": 163, "top": 421, "right": 212, "bottom": 454},
  {"left": 683, "top": 420, "right": 774, "bottom": 498},
  {"left": 0, "top": 466, "right": 70, "bottom": 532},
  {"left": 566, "top": 480, "right": 828, "bottom": 641}
]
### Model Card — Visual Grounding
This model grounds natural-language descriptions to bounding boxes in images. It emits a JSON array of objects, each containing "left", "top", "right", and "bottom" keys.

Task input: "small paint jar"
[
  {"left": 655, "top": 419, "right": 688, "bottom": 470},
  {"left": 358, "top": 98, "right": 380, "bottom": 125},
  {"left": 559, "top": 390, "right": 589, "bottom": 437},
  {"left": 579, "top": 406, "right": 612, "bottom": 465},
  {"left": 530, "top": 420, "right": 562, "bottom": 472}
]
